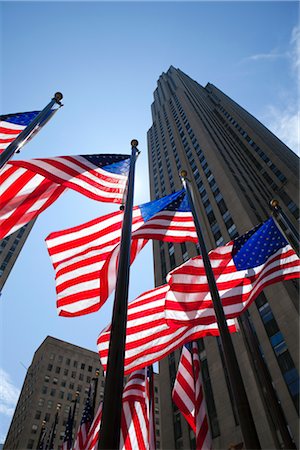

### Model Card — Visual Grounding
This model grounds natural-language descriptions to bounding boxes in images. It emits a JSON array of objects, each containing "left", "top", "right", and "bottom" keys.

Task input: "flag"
[
  {"left": 165, "top": 217, "right": 300, "bottom": 326},
  {"left": 120, "top": 369, "right": 150, "bottom": 450},
  {"left": 73, "top": 387, "right": 94, "bottom": 450},
  {"left": 84, "top": 369, "right": 151, "bottom": 450},
  {"left": 62, "top": 406, "right": 73, "bottom": 450},
  {"left": 82, "top": 402, "right": 103, "bottom": 450},
  {"left": 0, "top": 153, "right": 130, "bottom": 239},
  {"left": 0, "top": 109, "right": 56, "bottom": 154},
  {"left": 46, "top": 190, "right": 197, "bottom": 317},
  {"left": 172, "top": 343, "right": 212, "bottom": 450},
  {"left": 97, "top": 284, "right": 237, "bottom": 375}
]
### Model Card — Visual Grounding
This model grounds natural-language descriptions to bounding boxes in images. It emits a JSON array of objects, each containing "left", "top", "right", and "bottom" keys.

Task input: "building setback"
[
  {"left": 4, "top": 336, "right": 161, "bottom": 449},
  {"left": 147, "top": 66, "right": 299, "bottom": 449}
]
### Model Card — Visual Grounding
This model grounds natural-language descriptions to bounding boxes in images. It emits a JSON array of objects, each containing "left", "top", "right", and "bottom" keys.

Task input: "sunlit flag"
[
  {"left": 46, "top": 190, "right": 197, "bottom": 317},
  {"left": 165, "top": 217, "right": 300, "bottom": 326},
  {"left": 0, "top": 109, "right": 56, "bottom": 154},
  {"left": 83, "top": 369, "right": 152, "bottom": 450},
  {"left": 73, "top": 386, "right": 94, "bottom": 450},
  {"left": 97, "top": 284, "right": 237, "bottom": 375},
  {"left": 0, "top": 153, "right": 130, "bottom": 239},
  {"left": 172, "top": 343, "right": 212, "bottom": 450}
]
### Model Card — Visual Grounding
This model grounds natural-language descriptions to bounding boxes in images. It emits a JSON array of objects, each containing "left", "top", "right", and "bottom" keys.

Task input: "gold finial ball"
[
  {"left": 95, "top": 369, "right": 100, "bottom": 376},
  {"left": 54, "top": 92, "right": 63, "bottom": 102},
  {"left": 131, "top": 139, "right": 139, "bottom": 147},
  {"left": 57, "top": 403, "right": 61, "bottom": 410},
  {"left": 180, "top": 170, "right": 188, "bottom": 178},
  {"left": 270, "top": 199, "right": 279, "bottom": 208},
  {"left": 120, "top": 204, "right": 125, "bottom": 211},
  {"left": 75, "top": 391, "right": 80, "bottom": 397}
]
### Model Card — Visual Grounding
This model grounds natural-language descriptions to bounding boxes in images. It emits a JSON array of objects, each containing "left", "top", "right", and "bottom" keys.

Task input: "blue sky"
[{"left": 0, "top": 1, "right": 298, "bottom": 442}]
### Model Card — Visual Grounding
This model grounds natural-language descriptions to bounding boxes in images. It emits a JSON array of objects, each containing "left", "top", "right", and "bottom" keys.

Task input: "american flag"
[
  {"left": 0, "top": 153, "right": 130, "bottom": 239},
  {"left": 45, "top": 190, "right": 197, "bottom": 317},
  {"left": 62, "top": 406, "right": 74, "bottom": 450},
  {"left": 83, "top": 370, "right": 151, "bottom": 450},
  {"left": 73, "top": 387, "right": 94, "bottom": 450},
  {"left": 0, "top": 110, "right": 56, "bottom": 154},
  {"left": 97, "top": 284, "right": 237, "bottom": 375},
  {"left": 165, "top": 217, "right": 300, "bottom": 326},
  {"left": 172, "top": 343, "right": 212, "bottom": 450}
]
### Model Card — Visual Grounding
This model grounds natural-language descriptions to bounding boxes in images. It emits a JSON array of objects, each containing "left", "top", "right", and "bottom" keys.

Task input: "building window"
[
  {"left": 27, "top": 439, "right": 34, "bottom": 449},
  {"left": 42, "top": 386, "right": 48, "bottom": 395},
  {"left": 47, "top": 364, "right": 53, "bottom": 372},
  {"left": 55, "top": 367, "right": 61, "bottom": 374},
  {"left": 81, "top": 363, "right": 85, "bottom": 370},
  {"left": 66, "top": 358, "right": 70, "bottom": 365},
  {"left": 47, "top": 400, "right": 53, "bottom": 409},
  {"left": 88, "top": 365, "right": 92, "bottom": 372},
  {"left": 44, "top": 375, "right": 50, "bottom": 383},
  {"left": 31, "top": 424, "right": 38, "bottom": 434},
  {"left": 38, "top": 398, "right": 45, "bottom": 407},
  {"left": 73, "top": 361, "right": 78, "bottom": 368},
  {"left": 58, "top": 355, "right": 63, "bottom": 363},
  {"left": 35, "top": 410, "right": 41, "bottom": 420},
  {"left": 53, "top": 377, "right": 58, "bottom": 385},
  {"left": 50, "top": 389, "right": 56, "bottom": 397}
]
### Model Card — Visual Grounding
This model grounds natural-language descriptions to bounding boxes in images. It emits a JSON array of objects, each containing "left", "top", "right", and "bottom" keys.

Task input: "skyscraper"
[
  {"left": 0, "top": 220, "right": 36, "bottom": 293},
  {"left": 3, "top": 336, "right": 162, "bottom": 449},
  {"left": 147, "top": 67, "right": 299, "bottom": 449}
]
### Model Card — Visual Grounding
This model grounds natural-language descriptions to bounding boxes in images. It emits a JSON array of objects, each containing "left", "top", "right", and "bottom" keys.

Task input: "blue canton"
[
  {"left": 1, "top": 110, "right": 54, "bottom": 126},
  {"left": 232, "top": 217, "right": 288, "bottom": 270},
  {"left": 82, "top": 154, "right": 131, "bottom": 175},
  {"left": 81, "top": 393, "right": 93, "bottom": 424},
  {"left": 139, "top": 190, "right": 190, "bottom": 222}
]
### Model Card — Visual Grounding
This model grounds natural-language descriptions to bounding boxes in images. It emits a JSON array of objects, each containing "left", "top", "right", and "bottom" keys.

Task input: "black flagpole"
[
  {"left": 270, "top": 199, "right": 299, "bottom": 256},
  {"left": 98, "top": 140, "right": 140, "bottom": 450},
  {"left": 181, "top": 171, "right": 261, "bottom": 450},
  {"left": 91, "top": 369, "right": 100, "bottom": 420},
  {"left": 148, "top": 365, "right": 156, "bottom": 449},
  {"left": 47, "top": 403, "right": 61, "bottom": 450},
  {"left": 36, "top": 420, "right": 47, "bottom": 449},
  {"left": 0, "top": 92, "right": 63, "bottom": 169}
]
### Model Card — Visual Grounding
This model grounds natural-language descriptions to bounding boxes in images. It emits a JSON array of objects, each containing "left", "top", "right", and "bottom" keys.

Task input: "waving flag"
[
  {"left": 97, "top": 284, "right": 237, "bottom": 375},
  {"left": 165, "top": 218, "right": 300, "bottom": 326},
  {"left": 46, "top": 190, "right": 197, "bottom": 317},
  {"left": 172, "top": 343, "right": 212, "bottom": 450},
  {"left": 83, "top": 370, "right": 151, "bottom": 450},
  {"left": 0, "top": 110, "right": 56, "bottom": 154},
  {"left": 0, "top": 153, "right": 130, "bottom": 239},
  {"left": 73, "top": 387, "right": 94, "bottom": 450},
  {"left": 62, "top": 406, "right": 73, "bottom": 450}
]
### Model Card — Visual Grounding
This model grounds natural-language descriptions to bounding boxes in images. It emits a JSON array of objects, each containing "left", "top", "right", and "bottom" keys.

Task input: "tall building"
[
  {"left": 147, "top": 66, "right": 299, "bottom": 449},
  {"left": 4, "top": 336, "right": 161, "bottom": 449},
  {"left": 0, "top": 220, "right": 36, "bottom": 293}
]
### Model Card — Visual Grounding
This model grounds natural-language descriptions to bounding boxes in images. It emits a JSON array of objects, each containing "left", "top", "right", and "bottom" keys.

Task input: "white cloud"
[
  {"left": 263, "top": 105, "right": 299, "bottom": 155},
  {"left": 0, "top": 369, "right": 20, "bottom": 418},
  {"left": 290, "top": 25, "right": 300, "bottom": 84},
  {"left": 244, "top": 50, "right": 288, "bottom": 62}
]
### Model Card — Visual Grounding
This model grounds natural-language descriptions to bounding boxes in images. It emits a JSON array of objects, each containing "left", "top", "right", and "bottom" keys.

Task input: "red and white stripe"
[
  {"left": 172, "top": 344, "right": 212, "bottom": 450},
  {"left": 83, "top": 403, "right": 103, "bottom": 450},
  {"left": 0, "top": 155, "right": 128, "bottom": 239},
  {"left": 120, "top": 369, "right": 149, "bottom": 450},
  {"left": 97, "top": 284, "right": 237, "bottom": 375},
  {"left": 46, "top": 208, "right": 148, "bottom": 317},
  {"left": 165, "top": 243, "right": 300, "bottom": 326},
  {"left": 0, "top": 119, "right": 26, "bottom": 153},
  {"left": 46, "top": 203, "right": 197, "bottom": 318},
  {"left": 83, "top": 370, "right": 150, "bottom": 450}
]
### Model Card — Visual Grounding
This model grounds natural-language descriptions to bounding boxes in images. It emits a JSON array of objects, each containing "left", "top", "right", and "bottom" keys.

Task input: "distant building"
[
  {"left": 0, "top": 220, "right": 36, "bottom": 293},
  {"left": 147, "top": 66, "right": 299, "bottom": 449},
  {"left": 4, "top": 336, "right": 161, "bottom": 449}
]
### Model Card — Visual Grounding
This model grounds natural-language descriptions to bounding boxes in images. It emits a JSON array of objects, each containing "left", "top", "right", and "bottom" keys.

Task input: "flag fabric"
[
  {"left": 0, "top": 109, "right": 56, "bottom": 154},
  {"left": 73, "top": 387, "right": 94, "bottom": 450},
  {"left": 84, "top": 370, "right": 151, "bottom": 450},
  {"left": 82, "top": 402, "right": 103, "bottom": 450},
  {"left": 46, "top": 190, "right": 197, "bottom": 317},
  {"left": 172, "top": 343, "right": 212, "bottom": 450},
  {"left": 165, "top": 217, "right": 300, "bottom": 326},
  {"left": 97, "top": 284, "right": 237, "bottom": 375},
  {"left": 120, "top": 369, "right": 149, "bottom": 450},
  {"left": 0, "top": 153, "right": 130, "bottom": 239},
  {"left": 62, "top": 406, "right": 73, "bottom": 450}
]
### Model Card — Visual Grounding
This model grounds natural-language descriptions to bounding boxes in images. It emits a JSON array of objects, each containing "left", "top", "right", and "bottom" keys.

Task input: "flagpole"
[
  {"left": 270, "top": 199, "right": 299, "bottom": 255},
  {"left": 36, "top": 420, "right": 46, "bottom": 449},
  {"left": 47, "top": 403, "right": 61, "bottom": 450},
  {"left": 91, "top": 370, "right": 100, "bottom": 420},
  {"left": 148, "top": 365, "right": 156, "bottom": 450},
  {"left": 180, "top": 171, "right": 261, "bottom": 450},
  {"left": 98, "top": 140, "right": 140, "bottom": 450},
  {"left": 69, "top": 392, "right": 79, "bottom": 447},
  {"left": 0, "top": 92, "right": 63, "bottom": 169}
]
